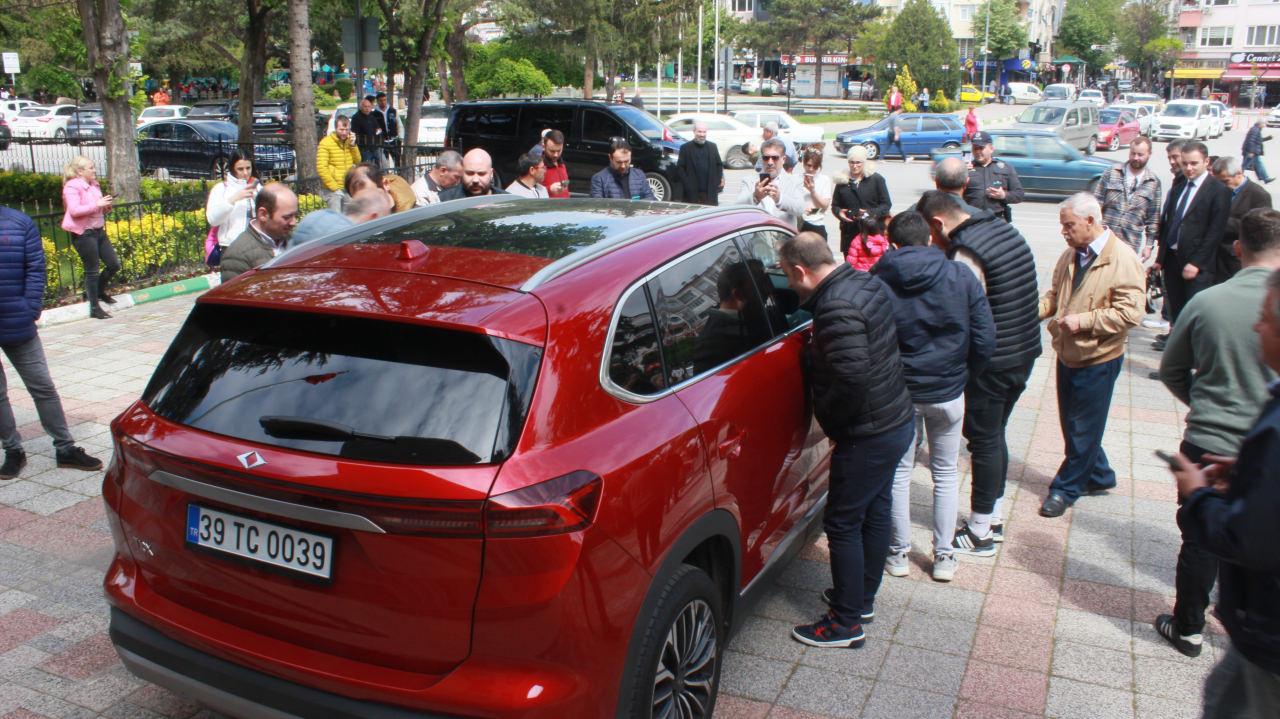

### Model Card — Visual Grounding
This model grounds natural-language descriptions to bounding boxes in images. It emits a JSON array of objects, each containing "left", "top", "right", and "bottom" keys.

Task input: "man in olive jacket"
[
  {"left": 1038, "top": 193, "right": 1145, "bottom": 517},
  {"left": 220, "top": 184, "right": 299, "bottom": 282},
  {"left": 779, "top": 231, "right": 914, "bottom": 650}
]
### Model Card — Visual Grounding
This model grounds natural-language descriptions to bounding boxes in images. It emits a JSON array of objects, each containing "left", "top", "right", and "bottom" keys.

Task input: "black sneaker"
[
  {"left": 1155, "top": 614, "right": 1203, "bottom": 657},
  {"left": 0, "top": 449, "right": 26, "bottom": 480},
  {"left": 56, "top": 446, "right": 103, "bottom": 471},
  {"left": 820, "top": 588, "right": 874, "bottom": 623},
  {"left": 791, "top": 611, "right": 865, "bottom": 648},
  {"left": 951, "top": 522, "right": 996, "bottom": 557},
  {"left": 991, "top": 523, "right": 1005, "bottom": 543}
]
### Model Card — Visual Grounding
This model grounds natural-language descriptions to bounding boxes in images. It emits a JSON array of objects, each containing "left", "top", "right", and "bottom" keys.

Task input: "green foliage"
[
  {"left": 1117, "top": 0, "right": 1174, "bottom": 81},
  {"left": 931, "top": 90, "right": 951, "bottom": 114},
  {"left": 334, "top": 78, "right": 354, "bottom": 101},
  {"left": 741, "top": 0, "right": 881, "bottom": 63},
  {"left": 972, "top": 0, "right": 1028, "bottom": 60},
  {"left": 0, "top": 172, "right": 212, "bottom": 212},
  {"left": 265, "top": 84, "right": 294, "bottom": 100},
  {"left": 489, "top": 36, "right": 585, "bottom": 88},
  {"left": 893, "top": 66, "right": 919, "bottom": 110},
  {"left": 1057, "top": 0, "right": 1116, "bottom": 70},
  {"left": 470, "top": 57, "right": 554, "bottom": 98},
  {"left": 10, "top": 6, "right": 88, "bottom": 99},
  {"left": 313, "top": 92, "right": 341, "bottom": 110},
  {"left": 879, "top": 0, "right": 957, "bottom": 99}
]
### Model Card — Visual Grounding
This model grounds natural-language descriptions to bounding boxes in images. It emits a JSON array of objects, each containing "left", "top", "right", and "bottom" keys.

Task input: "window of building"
[
  {"left": 732, "top": 0, "right": 753, "bottom": 11},
  {"left": 958, "top": 5, "right": 975, "bottom": 20},
  {"left": 1199, "top": 26, "right": 1234, "bottom": 47},
  {"left": 1248, "top": 25, "right": 1280, "bottom": 46},
  {"left": 957, "top": 38, "right": 975, "bottom": 59}
]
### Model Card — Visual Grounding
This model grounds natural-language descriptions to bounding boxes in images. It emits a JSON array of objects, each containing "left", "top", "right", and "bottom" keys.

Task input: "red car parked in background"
[
  {"left": 103, "top": 197, "right": 832, "bottom": 718},
  {"left": 1097, "top": 108, "right": 1142, "bottom": 152}
]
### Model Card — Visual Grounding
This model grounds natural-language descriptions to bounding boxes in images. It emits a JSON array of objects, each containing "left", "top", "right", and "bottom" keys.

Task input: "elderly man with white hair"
[
  {"left": 1036, "top": 192, "right": 1146, "bottom": 518},
  {"left": 676, "top": 121, "right": 725, "bottom": 205},
  {"left": 754, "top": 122, "right": 797, "bottom": 172}
]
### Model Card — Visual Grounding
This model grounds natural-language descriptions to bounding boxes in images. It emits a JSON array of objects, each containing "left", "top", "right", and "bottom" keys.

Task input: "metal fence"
[{"left": 27, "top": 158, "right": 438, "bottom": 307}]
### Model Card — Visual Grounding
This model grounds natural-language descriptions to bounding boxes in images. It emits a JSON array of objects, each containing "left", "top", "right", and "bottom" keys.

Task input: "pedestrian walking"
[
  {"left": 886, "top": 111, "right": 907, "bottom": 161},
  {"left": 798, "top": 150, "right": 833, "bottom": 238},
  {"left": 1212, "top": 156, "right": 1273, "bottom": 280},
  {"left": 349, "top": 97, "right": 386, "bottom": 167},
  {"left": 919, "top": 87, "right": 930, "bottom": 112},
  {"left": 317, "top": 116, "right": 360, "bottom": 212},
  {"left": 1167, "top": 268, "right": 1280, "bottom": 719},
  {"left": 873, "top": 211, "right": 995, "bottom": 582},
  {"left": 203, "top": 151, "right": 259, "bottom": 268},
  {"left": 915, "top": 191, "right": 1041, "bottom": 555},
  {"left": 60, "top": 157, "right": 119, "bottom": 320},
  {"left": 1156, "top": 141, "right": 1231, "bottom": 324},
  {"left": 1156, "top": 208, "right": 1280, "bottom": 660},
  {"left": 1094, "top": 136, "right": 1162, "bottom": 259},
  {"left": 963, "top": 107, "right": 979, "bottom": 143},
  {"left": 1037, "top": 193, "right": 1145, "bottom": 518},
  {"left": 676, "top": 121, "right": 724, "bottom": 205},
  {"left": 1242, "top": 119, "right": 1275, "bottom": 185},
  {"left": 779, "top": 231, "right": 914, "bottom": 649},
  {"left": 831, "top": 146, "right": 891, "bottom": 256}
]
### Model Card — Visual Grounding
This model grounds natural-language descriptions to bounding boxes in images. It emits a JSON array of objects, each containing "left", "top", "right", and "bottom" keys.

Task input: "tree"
[
  {"left": 878, "top": 0, "right": 955, "bottom": 97},
  {"left": 744, "top": 0, "right": 881, "bottom": 98},
  {"left": 401, "top": 0, "right": 451, "bottom": 153},
  {"left": 1056, "top": 0, "right": 1115, "bottom": 71},
  {"left": 1117, "top": 0, "right": 1173, "bottom": 83},
  {"left": 971, "top": 0, "right": 1027, "bottom": 61},
  {"left": 236, "top": 0, "right": 277, "bottom": 143},
  {"left": 76, "top": 0, "right": 142, "bottom": 202},
  {"left": 285, "top": 0, "right": 317, "bottom": 186},
  {"left": 8, "top": 5, "right": 88, "bottom": 100},
  {"left": 470, "top": 58, "right": 554, "bottom": 97}
]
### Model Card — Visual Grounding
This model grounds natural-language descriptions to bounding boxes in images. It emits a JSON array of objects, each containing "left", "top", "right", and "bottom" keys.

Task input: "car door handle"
[{"left": 718, "top": 427, "right": 745, "bottom": 459}]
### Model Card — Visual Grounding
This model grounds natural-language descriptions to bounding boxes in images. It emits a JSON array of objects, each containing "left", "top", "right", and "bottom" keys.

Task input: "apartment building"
[{"left": 1176, "top": 0, "right": 1280, "bottom": 101}]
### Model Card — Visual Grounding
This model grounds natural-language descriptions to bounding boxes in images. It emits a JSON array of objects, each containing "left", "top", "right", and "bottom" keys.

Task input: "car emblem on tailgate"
[{"left": 237, "top": 451, "right": 266, "bottom": 469}]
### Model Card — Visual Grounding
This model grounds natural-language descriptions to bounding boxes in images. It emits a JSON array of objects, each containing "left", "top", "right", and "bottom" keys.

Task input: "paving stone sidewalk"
[{"left": 0, "top": 249, "right": 1215, "bottom": 717}]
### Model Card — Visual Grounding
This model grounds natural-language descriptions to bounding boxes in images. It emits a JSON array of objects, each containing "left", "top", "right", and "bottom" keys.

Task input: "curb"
[{"left": 37, "top": 272, "right": 220, "bottom": 329}]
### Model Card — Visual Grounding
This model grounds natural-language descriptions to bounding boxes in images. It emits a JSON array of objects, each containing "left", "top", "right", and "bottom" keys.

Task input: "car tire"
[
  {"left": 54, "top": 128, "right": 66, "bottom": 141},
  {"left": 1085, "top": 137, "right": 1097, "bottom": 155},
  {"left": 0, "top": 142, "right": 7, "bottom": 152},
  {"left": 646, "top": 172, "right": 672, "bottom": 202},
  {"left": 863, "top": 142, "right": 880, "bottom": 160},
  {"left": 1108, "top": 134, "right": 1120, "bottom": 152},
  {"left": 725, "top": 145, "right": 753, "bottom": 170},
  {"left": 943, "top": 142, "right": 960, "bottom": 150},
  {"left": 211, "top": 155, "right": 231, "bottom": 180},
  {"left": 623, "top": 564, "right": 723, "bottom": 719}
]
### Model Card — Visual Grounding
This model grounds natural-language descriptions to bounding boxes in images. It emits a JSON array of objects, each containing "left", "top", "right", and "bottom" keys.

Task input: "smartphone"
[
  {"left": 758, "top": 172, "right": 772, "bottom": 184},
  {"left": 1154, "top": 449, "right": 1181, "bottom": 470},
  {"left": 991, "top": 179, "right": 1002, "bottom": 189}
]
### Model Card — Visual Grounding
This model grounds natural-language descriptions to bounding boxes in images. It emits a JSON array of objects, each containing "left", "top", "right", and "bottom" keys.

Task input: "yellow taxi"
[{"left": 959, "top": 85, "right": 996, "bottom": 103}]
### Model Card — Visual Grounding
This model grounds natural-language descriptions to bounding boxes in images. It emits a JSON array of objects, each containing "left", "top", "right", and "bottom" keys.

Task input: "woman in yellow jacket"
[{"left": 317, "top": 116, "right": 361, "bottom": 211}]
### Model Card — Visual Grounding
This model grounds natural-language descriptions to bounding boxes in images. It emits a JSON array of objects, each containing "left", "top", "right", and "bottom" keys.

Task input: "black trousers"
[
  {"left": 1163, "top": 253, "right": 1215, "bottom": 324},
  {"left": 71, "top": 228, "right": 120, "bottom": 310},
  {"left": 964, "top": 360, "right": 1035, "bottom": 514},
  {"left": 1173, "top": 439, "right": 1218, "bottom": 635},
  {"left": 801, "top": 221, "right": 827, "bottom": 239}
]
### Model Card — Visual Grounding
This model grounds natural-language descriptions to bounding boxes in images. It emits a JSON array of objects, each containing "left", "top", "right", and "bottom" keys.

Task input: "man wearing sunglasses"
[{"left": 736, "top": 138, "right": 806, "bottom": 229}]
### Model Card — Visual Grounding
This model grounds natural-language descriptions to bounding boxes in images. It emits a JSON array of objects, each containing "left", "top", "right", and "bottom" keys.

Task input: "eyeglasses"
[{"left": 762, "top": 154, "right": 783, "bottom": 161}]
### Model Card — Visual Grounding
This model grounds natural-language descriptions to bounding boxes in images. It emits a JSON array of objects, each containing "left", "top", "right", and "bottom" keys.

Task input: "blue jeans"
[
  {"left": 887, "top": 136, "right": 905, "bottom": 159},
  {"left": 1049, "top": 357, "right": 1123, "bottom": 504},
  {"left": 825, "top": 419, "right": 914, "bottom": 625}
]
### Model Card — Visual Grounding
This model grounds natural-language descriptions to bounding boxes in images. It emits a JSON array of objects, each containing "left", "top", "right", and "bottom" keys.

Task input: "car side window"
[
  {"left": 171, "top": 124, "right": 198, "bottom": 142},
  {"left": 669, "top": 119, "right": 692, "bottom": 132},
  {"left": 1065, "top": 109, "right": 1079, "bottom": 126},
  {"left": 149, "top": 123, "right": 173, "bottom": 141},
  {"left": 648, "top": 239, "right": 775, "bottom": 384},
  {"left": 920, "top": 117, "right": 948, "bottom": 132},
  {"left": 993, "top": 135, "right": 1027, "bottom": 157},
  {"left": 734, "top": 230, "right": 808, "bottom": 331},
  {"left": 582, "top": 109, "right": 625, "bottom": 145},
  {"left": 1029, "top": 136, "right": 1069, "bottom": 160},
  {"left": 519, "top": 105, "right": 572, "bottom": 142},
  {"left": 608, "top": 287, "right": 667, "bottom": 396},
  {"left": 477, "top": 107, "right": 519, "bottom": 137}
]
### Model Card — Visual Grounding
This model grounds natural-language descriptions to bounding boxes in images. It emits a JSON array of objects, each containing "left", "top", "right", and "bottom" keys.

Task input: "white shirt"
[
  {"left": 735, "top": 171, "right": 806, "bottom": 229},
  {"left": 205, "top": 176, "right": 258, "bottom": 248},
  {"left": 1174, "top": 173, "right": 1205, "bottom": 221},
  {"left": 801, "top": 173, "right": 834, "bottom": 224},
  {"left": 506, "top": 179, "right": 549, "bottom": 198}
]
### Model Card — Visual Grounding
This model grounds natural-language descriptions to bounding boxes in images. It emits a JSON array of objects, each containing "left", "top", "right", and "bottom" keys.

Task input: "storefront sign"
[
  {"left": 780, "top": 54, "right": 849, "bottom": 65},
  {"left": 1230, "top": 52, "right": 1280, "bottom": 68}
]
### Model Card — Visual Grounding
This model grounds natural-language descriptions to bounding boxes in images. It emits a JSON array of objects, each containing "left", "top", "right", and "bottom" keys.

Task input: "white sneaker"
[
  {"left": 1142, "top": 317, "right": 1170, "bottom": 330},
  {"left": 932, "top": 553, "right": 958, "bottom": 582},
  {"left": 885, "top": 550, "right": 910, "bottom": 577}
]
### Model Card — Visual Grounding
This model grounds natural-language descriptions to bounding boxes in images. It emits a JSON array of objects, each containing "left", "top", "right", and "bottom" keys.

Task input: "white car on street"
[
  {"left": 729, "top": 109, "right": 824, "bottom": 151},
  {"left": 0, "top": 99, "right": 37, "bottom": 123},
  {"left": 665, "top": 112, "right": 759, "bottom": 169},
  {"left": 1078, "top": 89, "right": 1106, "bottom": 106},
  {"left": 136, "top": 105, "right": 191, "bottom": 128},
  {"left": 1152, "top": 99, "right": 1214, "bottom": 141},
  {"left": 325, "top": 102, "right": 449, "bottom": 145},
  {"left": 1210, "top": 101, "right": 1234, "bottom": 131},
  {"left": 9, "top": 104, "right": 76, "bottom": 139},
  {"left": 1107, "top": 103, "right": 1155, "bottom": 135},
  {"left": 1268, "top": 104, "right": 1280, "bottom": 128}
]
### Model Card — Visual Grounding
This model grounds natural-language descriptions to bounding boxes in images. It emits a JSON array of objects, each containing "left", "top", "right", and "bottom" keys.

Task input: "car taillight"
[
  {"left": 485, "top": 470, "right": 602, "bottom": 538},
  {"left": 109, "top": 432, "right": 157, "bottom": 486},
  {"left": 37, "top": 117, "right": 51, "bottom": 122},
  {"left": 663, "top": 127, "right": 675, "bottom": 142}
]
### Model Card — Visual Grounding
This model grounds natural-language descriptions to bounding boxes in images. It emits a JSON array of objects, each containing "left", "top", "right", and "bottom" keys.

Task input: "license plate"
[
  {"left": 255, "top": 118, "right": 271, "bottom": 124},
  {"left": 186, "top": 504, "right": 334, "bottom": 579}
]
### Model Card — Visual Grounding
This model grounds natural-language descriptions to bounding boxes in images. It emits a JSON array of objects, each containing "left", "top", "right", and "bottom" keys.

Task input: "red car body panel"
[{"left": 1099, "top": 115, "right": 1141, "bottom": 148}]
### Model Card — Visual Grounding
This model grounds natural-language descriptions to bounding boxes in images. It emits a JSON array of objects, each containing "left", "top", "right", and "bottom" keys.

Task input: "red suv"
[{"left": 103, "top": 197, "right": 831, "bottom": 717}]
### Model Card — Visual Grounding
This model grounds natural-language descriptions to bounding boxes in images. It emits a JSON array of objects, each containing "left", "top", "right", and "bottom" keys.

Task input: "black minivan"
[{"left": 446, "top": 99, "right": 684, "bottom": 201}]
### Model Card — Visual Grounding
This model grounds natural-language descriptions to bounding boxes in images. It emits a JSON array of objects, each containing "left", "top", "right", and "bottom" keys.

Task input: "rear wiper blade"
[
  {"left": 259, "top": 415, "right": 392, "bottom": 442},
  {"left": 258, "top": 416, "right": 483, "bottom": 465}
]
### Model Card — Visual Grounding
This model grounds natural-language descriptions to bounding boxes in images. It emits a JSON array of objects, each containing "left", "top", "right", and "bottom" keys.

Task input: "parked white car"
[
  {"left": 1268, "top": 104, "right": 1280, "bottom": 128},
  {"left": 1108, "top": 103, "right": 1155, "bottom": 135},
  {"left": 325, "top": 103, "right": 448, "bottom": 145},
  {"left": 9, "top": 104, "right": 76, "bottom": 139},
  {"left": 665, "top": 112, "right": 759, "bottom": 169},
  {"left": 0, "top": 99, "right": 37, "bottom": 123},
  {"left": 1152, "top": 100, "right": 1215, "bottom": 141},
  {"left": 136, "top": 105, "right": 191, "bottom": 128},
  {"left": 1206, "top": 102, "right": 1224, "bottom": 138},
  {"left": 1006, "top": 82, "right": 1043, "bottom": 105},
  {"left": 1210, "top": 101, "right": 1234, "bottom": 131},
  {"left": 728, "top": 109, "right": 824, "bottom": 150},
  {"left": 741, "top": 78, "right": 786, "bottom": 94},
  {"left": 1078, "top": 89, "right": 1106, "bottom": 106}
]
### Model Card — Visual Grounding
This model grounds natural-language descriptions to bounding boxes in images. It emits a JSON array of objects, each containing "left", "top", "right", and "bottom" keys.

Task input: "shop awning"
[
  {"left": 1164, "top": 68, "right": 1225, "bottom": 79},
  {"left": 1053, "top": 55, "right": 1084, "bottom": 64},
  {"left": 1223, "top": 68, "right": 1280, "bottom": 80}
]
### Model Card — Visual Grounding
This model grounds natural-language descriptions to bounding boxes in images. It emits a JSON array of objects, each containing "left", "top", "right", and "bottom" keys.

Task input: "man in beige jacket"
[{"left": 1038, "top": 192, "right": 1146, "bottom": 517}]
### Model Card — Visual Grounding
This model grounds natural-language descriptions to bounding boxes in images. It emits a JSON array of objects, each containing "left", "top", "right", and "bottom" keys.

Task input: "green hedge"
[{"left": 0, "top": 171, "right": 212, "bottom": 214}]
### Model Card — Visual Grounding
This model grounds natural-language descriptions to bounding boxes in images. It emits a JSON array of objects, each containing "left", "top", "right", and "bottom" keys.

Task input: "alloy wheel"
[{"left": 651, "top": 598, "right": 717, "bottom": 719}]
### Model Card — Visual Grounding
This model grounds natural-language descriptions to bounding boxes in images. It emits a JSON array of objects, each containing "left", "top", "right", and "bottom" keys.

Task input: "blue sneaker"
[{"left": 791, "top": 611, "right": 866, "bottom": 648}]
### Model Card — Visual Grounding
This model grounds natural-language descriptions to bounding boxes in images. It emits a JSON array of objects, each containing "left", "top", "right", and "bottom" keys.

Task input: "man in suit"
[
  {"left": 1212, "top": 156, "right": 1273, "bottom": 280},
  {"left": 1156, "top": 141, "right": 1232, "bottom": 325},
  {"left": 375, "top": 92, "right": 399, "bottom": 167},
  {"left": 676, "top": 121, "right": 724, "bottom": 205}
]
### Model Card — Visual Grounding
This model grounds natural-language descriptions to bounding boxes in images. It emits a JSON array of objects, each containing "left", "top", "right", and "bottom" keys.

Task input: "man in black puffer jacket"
[
  {"left": 916, "top": 191, "right": 1041, "bottom": 556},
  {"left": 780, "top": 231, "right": 914, "bottom": 650},
  {"left": 873, "top": 211, "right": 995, "bottom": 584}
]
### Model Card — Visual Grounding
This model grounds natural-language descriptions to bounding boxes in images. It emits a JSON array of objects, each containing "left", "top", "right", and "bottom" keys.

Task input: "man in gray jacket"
[{"left": 220, "top": 183, "right": 299, "bottom": 282}]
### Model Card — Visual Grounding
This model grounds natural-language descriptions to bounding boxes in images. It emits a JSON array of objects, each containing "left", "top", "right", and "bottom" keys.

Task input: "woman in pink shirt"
[
  {"left": 61, "top": 156, "right": 119, "bottom": 319},
  {"left": 963, "top": 108, "right": 980, "bottom": 143}
]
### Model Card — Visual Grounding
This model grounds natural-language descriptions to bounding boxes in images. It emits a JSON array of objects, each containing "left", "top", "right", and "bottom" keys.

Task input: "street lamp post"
[
  {"left": 979, "top": 0, "right": 991, "bottom": 102},
  {"left": 941, "top": 63, "right": 950, "bottom": 105}
]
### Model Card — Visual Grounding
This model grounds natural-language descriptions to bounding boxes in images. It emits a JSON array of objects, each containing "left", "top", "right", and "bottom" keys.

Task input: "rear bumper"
[{"left": 110, "top": 607, "right": 462, "bottom": 719}]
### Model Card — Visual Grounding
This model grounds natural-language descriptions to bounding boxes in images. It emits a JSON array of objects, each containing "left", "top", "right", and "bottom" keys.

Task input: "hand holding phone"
[{"left": 1154, "top": 449, "right": 1180, "bottom": 470}]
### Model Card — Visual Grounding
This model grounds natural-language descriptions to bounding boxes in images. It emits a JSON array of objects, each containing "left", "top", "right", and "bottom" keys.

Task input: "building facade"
[{"left": 1176, "top": 0, "right": 1280, "bottom": 103}]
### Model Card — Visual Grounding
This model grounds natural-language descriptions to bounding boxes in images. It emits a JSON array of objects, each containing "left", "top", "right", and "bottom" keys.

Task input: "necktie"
[
  {"left": 1166, "top": 180, "right": 1195, "bottom": 251},
  {"left": 1076, "top": 249, "right": 1092, "bottom": 268}
]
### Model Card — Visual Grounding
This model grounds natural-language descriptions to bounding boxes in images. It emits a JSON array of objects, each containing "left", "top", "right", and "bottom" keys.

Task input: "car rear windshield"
[
  {"left": 1163, "top": 104, "right": 1198, "bottom": 117},
  {"left": 1018, "top": 106, "right": 1065, "bottom": 124},
  {"left": 17, "top": 108, "right": 46, "bottom": 118},
  {"left": 1100, "top": 110, "right": 1121, "bottom": 123},
  {"left": 142, "top": 304, "right": 541, "bottom": 466},
  {"left": 189, "top": 106, "right": 228, "bottom": 116}
]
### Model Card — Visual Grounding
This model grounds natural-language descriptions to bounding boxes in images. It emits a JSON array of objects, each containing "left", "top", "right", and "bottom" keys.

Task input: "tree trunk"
[
  {"left": 583, "top": 26, "right": 596, "bottom": 100},
  {"left": 286, "top": 0, "right": 318, "bottom": 189},
  {"left": 814, "top": 59, "right": 822, "bottom": 100},
  {"left": 437, "top": 58, "right": 452, "bottom": 105},
  {"left": 603, "top": 57, "right": 616, "bottom": 102},
  {"left": 401, "top": 0, "right": 449, "bottom": 168},
  {"left": 446, "top": 23, "right": 468, "bottom": 101},
  {"left": 238, "top": 0, "right": 272, "bottom": 159},
  {"left": 76, "top": 0, "right": 141, "bottom": 202}
]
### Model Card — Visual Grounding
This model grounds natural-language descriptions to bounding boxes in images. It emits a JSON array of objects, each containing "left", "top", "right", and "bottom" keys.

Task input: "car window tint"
[
  {"left": 1029, "top": 136, "right": 1068, "bottom": 159},
  {"left": 706, "top": 119, "right": 733, "bottom": 130},
  {"left": 608, "top": 287, "right": 667, "bottom": 395},
  {"left": 582, "top": 109, "right": 625, "bottom": 145},
  {"left": 734, "top": 230, "right": 807, "bottom": 331},
  {"left": 171, "top": 124, "right": 199, "bottom": 142},
  {"left": 1065, "top": 109, "right": 1078, "bottom": 126},
  {"left": 149, "top": 123, "right": 174, "bottom": 140},
  {"left": 520, "top": 105, "right": 573, "bottom": 140},
  {"left": 477, "top": 107, "right": 519, "bottom": 137},
  {"left": 669, "top": 119, "right": 692, "bottom": 132},
  {"left": 920, "top": 117, "right": 948, "bottom": 132},
  {"left": 648, "top": 239, "right": 775, "bottom": 383},
  {"left": 736, "top": 113, "right": 758, "bottom": 126},
  {"left": 993, "top": 135, "right": 1027, "bottom": 157}
]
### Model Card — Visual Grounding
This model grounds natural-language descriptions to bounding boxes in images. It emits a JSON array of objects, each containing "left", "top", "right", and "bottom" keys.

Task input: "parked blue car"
[
  {"left": 929, "top": 128, "right": 1114, "bottom": 196},
  {"left": 137, "top": 120, "right": 296, "bottom": 179},
  {"left": 833, "top": 113, "right": 965, "bottom": 159}
]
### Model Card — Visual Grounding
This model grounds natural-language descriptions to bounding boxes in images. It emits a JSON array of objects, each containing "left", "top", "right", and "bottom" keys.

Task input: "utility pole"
[
  {"left": 714, "top": 0, "right": 721, "bottom": 112},
  {"left": 979, "top": 1, "right": 991, "bottom": 102},
  {"left": 697, "top": 4, "right": 704, "bottom": 112},
  {"left": 677, "top": 17, "right": 683, "bottom": 114}
]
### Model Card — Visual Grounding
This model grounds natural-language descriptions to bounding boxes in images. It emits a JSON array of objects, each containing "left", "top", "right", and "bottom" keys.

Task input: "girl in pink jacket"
[{"left": 61, "top": 156, "right": 118, "bottom": 319}]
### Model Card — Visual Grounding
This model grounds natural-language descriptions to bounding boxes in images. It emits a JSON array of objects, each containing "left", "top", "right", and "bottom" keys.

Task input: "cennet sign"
[{"left": 1230, "top": 52, "right": 1280, "bottom": 68}]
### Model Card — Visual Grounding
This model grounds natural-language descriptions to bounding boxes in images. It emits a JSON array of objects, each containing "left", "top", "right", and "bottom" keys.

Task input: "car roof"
[
  {"left": 1027, "top": 100, "right": 1086, "bottom": 108},
  {"left": 990, "top": 127, "right": 1061, "bottom": 137},
  {"left": 268, "top": 197, "right": 756, "bottom": 292},
  {"left": 1167, "top": 99, "right": 1209, "bottom": 105}
]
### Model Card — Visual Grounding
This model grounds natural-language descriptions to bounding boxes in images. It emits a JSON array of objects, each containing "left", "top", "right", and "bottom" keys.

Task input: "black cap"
[{"left": 971, "top": 131, "right": 993, "bottom": 146}]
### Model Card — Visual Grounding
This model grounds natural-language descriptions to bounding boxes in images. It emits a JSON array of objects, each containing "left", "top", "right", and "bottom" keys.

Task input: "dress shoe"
[
  {"left": 1148, "top": 371, "right": 1162, "bottom": 381},
  {"left": 1085, "top": 483, "right": 1114, "bottom": 496},
  {"left": 1152, "top": 340, "right": 1166, "bottom": 352},
  {"left": 0, "top": 449, "right": 26, "bottom": 480},
  {"left": 89, "top": 307, "right": 111, "bottom": 320},
  {"left": 1039, "top": 492, "right": 1069, "bottom": 518},
  {"left": 99, "top": 293, "right": 117, "bottom": 305}
]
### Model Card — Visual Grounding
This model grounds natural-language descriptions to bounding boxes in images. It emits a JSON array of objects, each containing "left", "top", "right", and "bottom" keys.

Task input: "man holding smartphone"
[
  {"left": 736, "top": 138, "right": 805, "bottom": 229},
  {"left": 964, "top": 132, "right": 1024, "bottom": 222}
]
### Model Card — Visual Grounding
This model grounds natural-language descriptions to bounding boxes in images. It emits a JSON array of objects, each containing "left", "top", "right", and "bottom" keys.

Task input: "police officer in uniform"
[{"left": 964, "top": 131, "right": 1024, "bottom": 222}]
